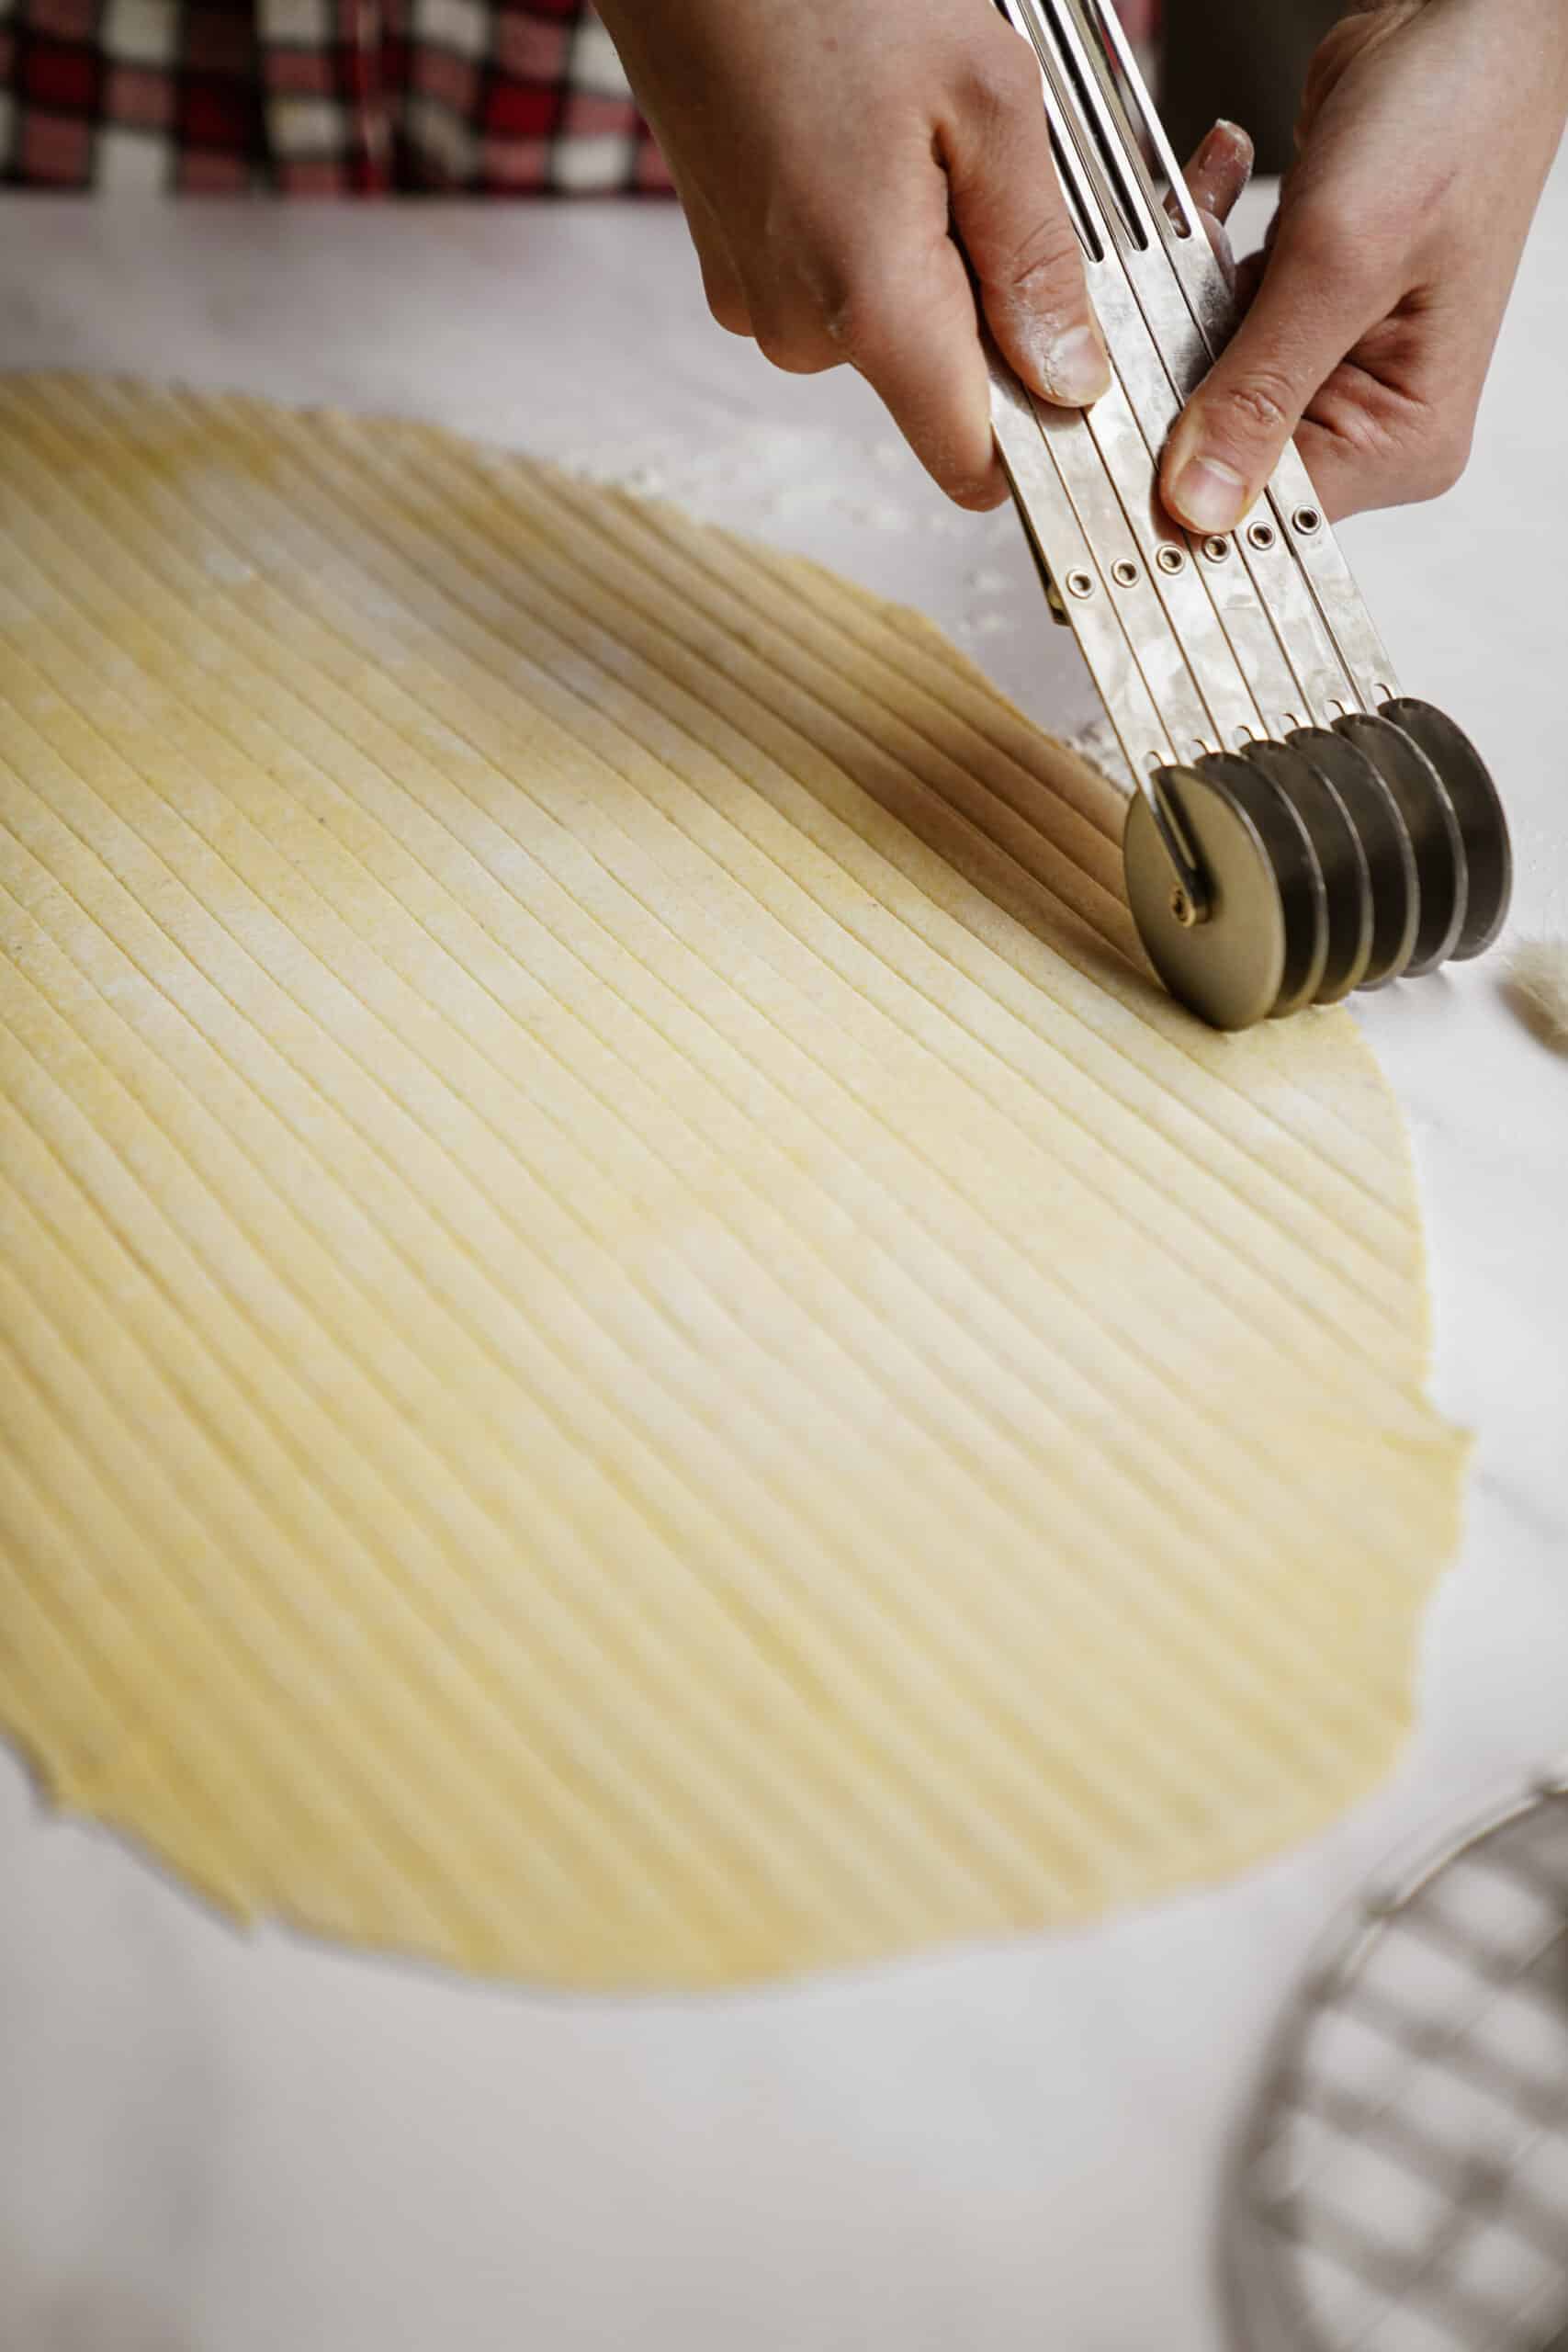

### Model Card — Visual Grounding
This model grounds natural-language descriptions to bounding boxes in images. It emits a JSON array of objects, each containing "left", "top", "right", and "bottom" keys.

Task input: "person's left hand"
[{"left": 1160, "top": 0, "right": 1568, "bottom": 533}]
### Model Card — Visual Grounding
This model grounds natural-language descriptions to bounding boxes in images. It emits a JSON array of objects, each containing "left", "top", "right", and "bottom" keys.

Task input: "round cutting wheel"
[
  {"left": 1198, "top": 752, "right": 1329, "bottom": 1016},
  {"left": 1287, "top": 726, "right": 1420, "bottom": 989},
  {"left": 1244, "top": 738, "right": 1372, "bottom": 1003},
  {"left": 1380, "top": 695, "right": 1512, "bottom": 959},
  {"left": 1334, "top": 711, "right": 1468, "bottom": 977},
  {"left": 1123, "top": 756, "right": 1325, "bottom": 1030}
]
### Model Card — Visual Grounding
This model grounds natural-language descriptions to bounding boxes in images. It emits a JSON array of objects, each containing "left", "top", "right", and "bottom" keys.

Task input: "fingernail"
[
  {"left": 1214, "top": 119, "right": 1254, "bottom": 178},
  {"left": 1170, "top": 452, "right": 1247, "bottom": 533},
  {"left": 1039, "top": 323, "right": 1111, "bottom": 407}
]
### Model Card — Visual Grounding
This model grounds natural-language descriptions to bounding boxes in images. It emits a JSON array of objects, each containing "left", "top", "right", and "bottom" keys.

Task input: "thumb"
[
  {"left": 1159, "top": 210, "right": 1386, "bottom": 534},
  {"left": 946, "top": 42, "right": 1110, "bottom": 408}
]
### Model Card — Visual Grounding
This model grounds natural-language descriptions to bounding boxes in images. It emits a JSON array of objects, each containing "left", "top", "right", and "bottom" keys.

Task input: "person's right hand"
[
  {"left": 1161, "top": 0, "right": 1568, "bottom": 530},
  {"left": 594, "top": 0, "right": 1113, "bottom": 512}
]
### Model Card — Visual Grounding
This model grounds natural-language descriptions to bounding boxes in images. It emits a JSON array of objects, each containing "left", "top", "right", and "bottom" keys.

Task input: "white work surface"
[{"left": 1, "top": 174, "right": 1565, "bottom": 2352}]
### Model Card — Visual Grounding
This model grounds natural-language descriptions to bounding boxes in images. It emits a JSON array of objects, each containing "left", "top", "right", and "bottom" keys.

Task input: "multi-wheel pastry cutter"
[{"left": 988, "top": 0, "right": 1513, "bottom": 1029}]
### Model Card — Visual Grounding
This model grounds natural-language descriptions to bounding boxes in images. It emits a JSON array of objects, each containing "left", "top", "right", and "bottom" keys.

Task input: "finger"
[
  {"left": 1293, "top": 416, "right": 1373, "bottom": 522},
  {"left": 1293, "top": 404, "right": 1441, "bottom": 525},
  {"left": 1176, "top": 119, "right": 1253, "bottom": 292},
  {"left": 676, "top": 175, "right": 753, "bottom": 338},
  {"left": 1159, "top": 209, "right": 1392, "bottom": 535},
  {"left": 1179, "top": 118, "right": 1253, "bottom": 230},
  {"left": 695, "top": 236, "right": 752, "bottom": 338},
  {"left": 946, "top": 40, "right": 1110, "bottom": 408},
  {"left": 840, "top": 233, "right": 1010, "bottom": 507},
  {"left": 1293, "top": 356, "right": 1474, "bottom": 523}
]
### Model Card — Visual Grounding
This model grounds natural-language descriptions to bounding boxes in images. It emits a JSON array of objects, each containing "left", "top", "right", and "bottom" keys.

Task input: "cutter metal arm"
[{"left": 989, "top": 0, "right": 1511, "bottom": 1029}]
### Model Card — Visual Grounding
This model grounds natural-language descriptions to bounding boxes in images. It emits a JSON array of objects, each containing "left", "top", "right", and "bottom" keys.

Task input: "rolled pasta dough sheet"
[{"left": 0, "top": 375, "right": 1466, "bottom": 1988}]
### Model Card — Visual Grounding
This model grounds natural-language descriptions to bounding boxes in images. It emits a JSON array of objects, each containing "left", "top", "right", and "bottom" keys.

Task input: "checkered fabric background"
[
  {"left": 0, "top": 0, "right": 1157, "bottom": 192},
  {"left": 0, "top": 0, "right": 677, "bottom": 189}
]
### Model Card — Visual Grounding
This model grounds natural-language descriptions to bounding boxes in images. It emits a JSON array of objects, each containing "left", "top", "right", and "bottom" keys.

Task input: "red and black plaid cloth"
[
  {"left": 0, "top": 0, "right": 677, "bottom": 190},
  {"left": 0, "top": 0, "right": 1156, "bottom": 193}
]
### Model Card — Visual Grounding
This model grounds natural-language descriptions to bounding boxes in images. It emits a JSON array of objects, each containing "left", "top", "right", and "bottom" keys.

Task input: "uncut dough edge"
[
  {"left": 0, "top": 374, "right": 1469, "bottom": 1991},
  {"left": 1, "top": 1582, "right": 1454, "bottom": 1989}
]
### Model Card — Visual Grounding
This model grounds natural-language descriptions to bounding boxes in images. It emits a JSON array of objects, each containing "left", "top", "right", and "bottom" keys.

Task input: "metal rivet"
[
  {"left": 1292, "top": 504, "right": 1321, "bottom": 535},
  {"left": 1066, "top": 569, "right": 1094, "bottom": 599},
  {"left": 1247, "top": 521, "right": 1277, "bottom": 551},
  {"left": 1169, "top": 886, "right": 1196, "bottom": 928},
  {"left": 1201, "top": 535, "right": 1230, "bottom": 562},
  {"left": 1155, "top": 545, "right": 1184, "bottom": 574},
  {"left": 1111, "top": 558, "right": 1139, "bottom": 588}
]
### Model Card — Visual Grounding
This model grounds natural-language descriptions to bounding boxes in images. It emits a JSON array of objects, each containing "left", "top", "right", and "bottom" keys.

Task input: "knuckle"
[
  {"left": 965, "top": 32, "right": 1040, "bottom": 119},
  {"left": 1213, "top": 368, "right": 1297, "bottom": 443},
  {"left": 1307, "top": 374, "right": 1471, "bottom": 511},
  {"left": 750, "top": 212, "right": 903, "bottom": 377},
  {"left": 751, "top": 307, "right": 836, "bottom": 375},
  {"left": 992, "top": 209, "right": 1084, "bottom": 306},
  {"left": 1339, "top": 370, "right": 1472, "bottom": 503},
  {"left": 1410, "top": 421, "right": 1471, "bottom": 502},
  {"left": 819, "top": 280, "right": 900, "bottom": 374},
  {"left": 705, "top": 283, "right": 753, "bottom": 339}
]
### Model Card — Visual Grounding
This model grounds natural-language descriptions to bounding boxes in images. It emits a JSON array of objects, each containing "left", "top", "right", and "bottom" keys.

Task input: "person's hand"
[
  {"left": 595, "top": 0, "right": 1120, "bottom": 511},
  {"left": 1161, "top": 0, "right": 1568, "bottom": 533}
]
